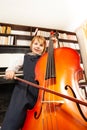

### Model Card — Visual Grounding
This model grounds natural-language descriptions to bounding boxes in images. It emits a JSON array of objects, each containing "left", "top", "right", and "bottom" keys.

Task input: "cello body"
[{"left": 22, "top": 47, "right": 87, "bottom": 130}]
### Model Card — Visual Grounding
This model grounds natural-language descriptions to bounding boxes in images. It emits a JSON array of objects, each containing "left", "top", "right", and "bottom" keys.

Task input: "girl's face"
[{"left": 31, "top": 39, "right": 45, "bottom": 55}]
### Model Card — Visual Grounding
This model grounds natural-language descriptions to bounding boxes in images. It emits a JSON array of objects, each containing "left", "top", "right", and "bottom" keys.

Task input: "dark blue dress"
[{"left": 1, "top": 54, "right": 41, "bottom": 130}]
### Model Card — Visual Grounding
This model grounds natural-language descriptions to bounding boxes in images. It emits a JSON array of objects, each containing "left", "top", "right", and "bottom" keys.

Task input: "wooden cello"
[{"left": 16, "top": 34, "right": 87, "bottom": 130}]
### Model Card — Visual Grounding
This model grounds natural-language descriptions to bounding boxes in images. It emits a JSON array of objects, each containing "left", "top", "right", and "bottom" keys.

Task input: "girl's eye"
[{"left": 40, "top": 44, "right": 44, "bottom": 47}]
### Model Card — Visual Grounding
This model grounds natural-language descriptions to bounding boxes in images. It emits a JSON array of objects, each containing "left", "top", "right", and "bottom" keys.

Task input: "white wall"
[{"left": 0, "top": 0, "right": 87, "bottom": 31}]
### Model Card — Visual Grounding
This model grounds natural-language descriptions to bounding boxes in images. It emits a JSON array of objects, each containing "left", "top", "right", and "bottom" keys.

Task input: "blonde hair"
[{"left": 30, "top": 35, "right": 46, "bottom": 54}]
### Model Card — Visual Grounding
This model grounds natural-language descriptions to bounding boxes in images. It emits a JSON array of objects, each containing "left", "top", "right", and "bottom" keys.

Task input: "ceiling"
[{"left": 0, "top": 0, "right": 87, "bottom": 31}]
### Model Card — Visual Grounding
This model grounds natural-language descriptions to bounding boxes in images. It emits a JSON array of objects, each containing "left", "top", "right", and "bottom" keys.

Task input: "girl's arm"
[{"left": 5, "top": 54, "right": 24, "bottom": 79}]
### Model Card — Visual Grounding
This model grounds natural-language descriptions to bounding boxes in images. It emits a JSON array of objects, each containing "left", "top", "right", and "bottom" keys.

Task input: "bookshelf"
[
  {"left": 0, "top": 22, "right": 80, "bottom": 71},
  {"left": 0, "top": 22, "right": 83, "bottom": 77},
  {"left": 0, "top": 23, "right": 77, "bottom": 43},
  {"left": 0, "top": 22, "right": 84, "bottom": 70}
]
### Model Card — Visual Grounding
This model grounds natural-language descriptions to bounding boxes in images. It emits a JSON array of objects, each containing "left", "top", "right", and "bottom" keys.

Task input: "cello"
[{"left": 15, "top": 33, "right": 87, "bottom": 130}]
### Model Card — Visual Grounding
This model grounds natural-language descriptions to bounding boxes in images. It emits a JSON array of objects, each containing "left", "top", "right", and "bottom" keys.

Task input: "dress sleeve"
[{"left": 6, "top": 54, "right": 24, "bottom": 73}]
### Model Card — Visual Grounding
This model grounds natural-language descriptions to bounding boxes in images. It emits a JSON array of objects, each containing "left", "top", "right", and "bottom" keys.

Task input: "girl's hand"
[{"left": 5, "top": 70, "right": 15, "bottom": 80}]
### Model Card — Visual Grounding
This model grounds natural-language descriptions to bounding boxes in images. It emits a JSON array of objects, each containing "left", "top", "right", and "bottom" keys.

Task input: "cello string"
[
  {"left": 51, "top": 78, "right": 58, "bottom": 130},
  {"left": 42, "top": 33, "right": 58, "bottom": 129},
  {"left": 42, "top": 80, "right": 52, "bottom": 130},
  {"left": 42, "top": 103, "right": 48, "bottom": 130},
  {"left": 44, "top": 61, "right": 54, "bottom": 130},
  {"left": 50, "top": 38, "right": 58, "bottom": 130},
  {"left": 46, "top": 79, "right": 54, "bottom": 130},
  {"left": 42, "top": 72, "right": 51, "bottom": 130},
  {"left": 48, "top": 35, "right": 58, "bottom": 129},
  {"left": 49, "top": 59, "right": 58, "bottom": 129}
]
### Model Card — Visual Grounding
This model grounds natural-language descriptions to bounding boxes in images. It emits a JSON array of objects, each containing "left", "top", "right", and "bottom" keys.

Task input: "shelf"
[
  {"left": 59, "top": 38, "right": 78, "bottom": 43},
  {"left": 0, "top": 22, "right": 36, "bottom": 32},
  {"left": 0, "top": 45, "right": 30, "bottom": 53},
  {"left": 0, "top": 33, "right": 33, "bottom": 40}
]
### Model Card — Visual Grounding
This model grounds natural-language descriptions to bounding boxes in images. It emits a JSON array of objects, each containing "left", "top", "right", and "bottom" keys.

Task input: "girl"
[{"left": 1, "top": 35, "right": 46, "bottom": 130}]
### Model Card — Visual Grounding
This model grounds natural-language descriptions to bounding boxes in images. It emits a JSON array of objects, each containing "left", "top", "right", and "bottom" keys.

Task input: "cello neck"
[{"left": 45, "top": 33, "right": 56, "bottom": 80}]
